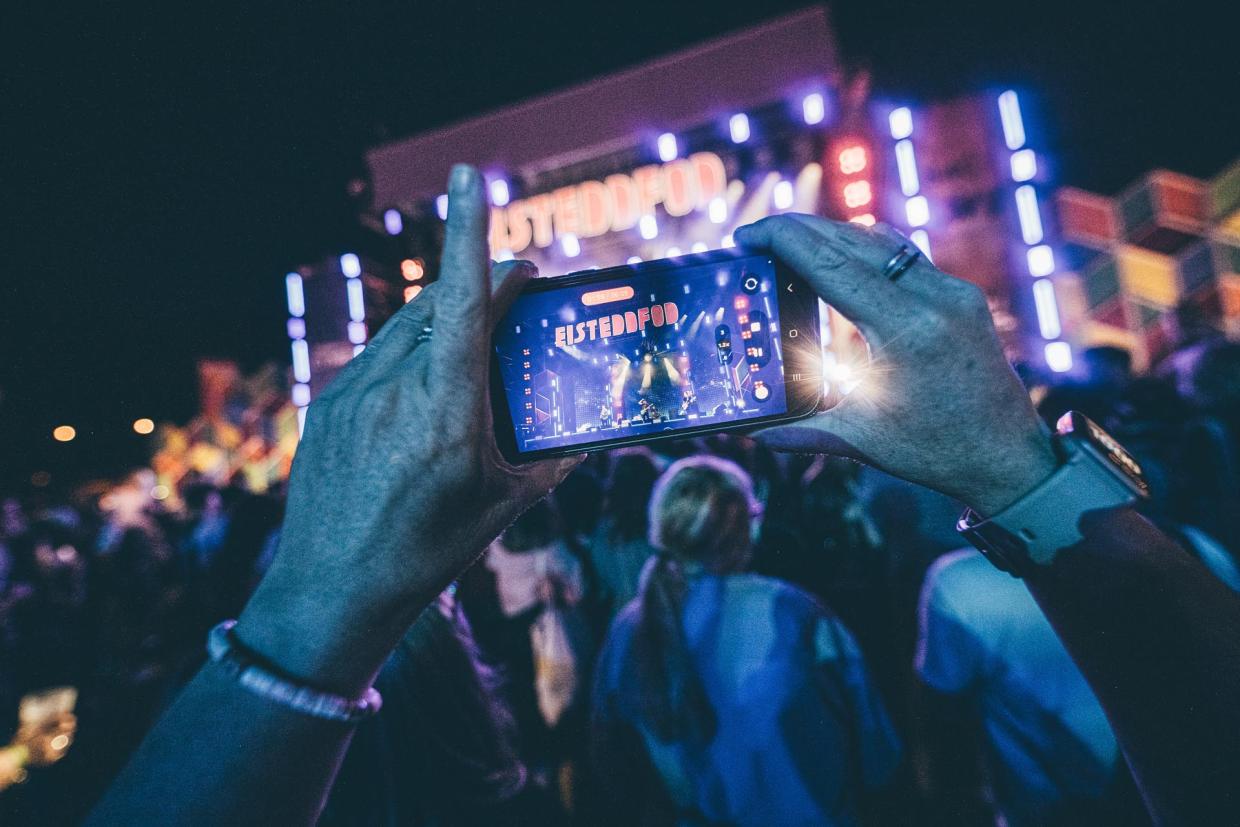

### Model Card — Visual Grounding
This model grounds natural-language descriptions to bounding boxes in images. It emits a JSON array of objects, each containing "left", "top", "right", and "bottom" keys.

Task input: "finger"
[
  {"left": 337, "top": 257, "right": 533, "bottom": 397},
  {"left": 782, "top": 214, "right": 947, "bottom": 302},
  {"left": 865, "top": 222, "right": 955, "bottom": 299},
  {"left": 734, "top": 215, "right": 905, "bottom": 330},
  {"left": 431, "top": 164, "right": 490, "bottom": 403},
  {"left": 320, "top": 283, "right": 440, "bottom": 399},
  {"left": 514, "top": 454, "right": 586, "bottom": 497},
  {"left": 752, "top": 405, "right": 868, "bottom": 461},
  {"left": 489, "top": 259, "right": 538, "bottom": 330},
  {"left": 784, "top": 213, "right": 896, "bottom": 270}
]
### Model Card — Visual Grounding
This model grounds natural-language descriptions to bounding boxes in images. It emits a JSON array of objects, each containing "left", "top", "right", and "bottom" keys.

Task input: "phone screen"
[{"left": 493, "top": 251, "right": 808, "bottom": 456}]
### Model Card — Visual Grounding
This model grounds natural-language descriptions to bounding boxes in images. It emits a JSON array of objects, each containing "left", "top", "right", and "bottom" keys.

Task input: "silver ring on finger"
[{"left": 882, "top": 245, "right": 922, "bottom": 282}]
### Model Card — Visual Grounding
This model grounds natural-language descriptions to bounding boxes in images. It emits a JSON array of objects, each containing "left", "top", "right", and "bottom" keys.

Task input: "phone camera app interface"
[{"left": 495, "top": 254, "right": 790, "bottom": 453}]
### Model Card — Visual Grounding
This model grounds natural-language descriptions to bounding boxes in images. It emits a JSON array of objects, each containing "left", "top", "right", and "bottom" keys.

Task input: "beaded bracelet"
[{"left": 206, "top": 620, "right": 382, "bottom": 724}]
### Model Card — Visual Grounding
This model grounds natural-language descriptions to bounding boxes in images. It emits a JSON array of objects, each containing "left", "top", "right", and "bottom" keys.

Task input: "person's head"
[
  {"left": 1189, "top": 341, "right": 1240, "bottom": 416},
  {"left": 552, "top": 464, "right": 603, "bottom": 539},
  {"left": 1, "top": 497, "right": 26, "bottom": 538},
  {"left": 499, "top": 498, "right": 560, "bottom": 553},
  {"left": 1168, "top": 298, "right": 1219, "bottom": 347},
  {"left": 649, "top": 455, "right": 758, "bottom": 573},
  {"left": 600, "top": 447, "right": 660, "bottom": 542},
  {"left": 100, "top": 469, "right": 157, "bottom": 525},
  {"left": 1082, "top": 346, "right": 1133, "bottom": 392},
  {"left": 622, "top": 456, "right": 758, "bottom": 747}
]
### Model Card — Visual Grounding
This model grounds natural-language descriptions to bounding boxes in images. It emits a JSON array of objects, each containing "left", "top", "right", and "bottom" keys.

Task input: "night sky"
[{"left": 3, "top": 1, "right": 1237, "bottom": 487}]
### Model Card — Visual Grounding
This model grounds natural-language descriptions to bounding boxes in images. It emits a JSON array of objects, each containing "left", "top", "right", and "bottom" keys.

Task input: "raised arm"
[
  {"left": 88, "top": 165, "right": 579, "bottom": 825},
  {"left": 735, "top": 215, "right": 1240, "bottom": 825}
]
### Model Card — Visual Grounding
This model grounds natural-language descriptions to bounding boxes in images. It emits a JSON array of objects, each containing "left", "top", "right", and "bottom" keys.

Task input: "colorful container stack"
[{"left": 1053, "top": 158, "right": 1240, "bottom": 370}]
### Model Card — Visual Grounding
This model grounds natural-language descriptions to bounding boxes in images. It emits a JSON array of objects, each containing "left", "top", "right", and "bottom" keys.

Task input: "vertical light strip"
[
  {"left": 888, "top": 107, "right": 928, "bottom": 238},
  {"left": 346, "top": 277, "right": 365, "bottom": 323},
  {"left": 1027, "top": 245, "right": 1056, "bottom": 277},
  {"left": 489, "top": 178, "right": 510, "bottom": 206},
  {"left": 291, "top": 339, "right": 311, "bottom": 383},
  {"left": 657, "top": 133, "right": 678, "bottom": 162},
  {"left": 1015, "top": 185, "right": 1045, "bottom": 244},
  {"left": 639, "top": 214, "right": 658, "bottom": 240},
  {"left": 998, "top": 90, "right": 1026, "bottom": 150},
  {"left": 1045, "top": 341, "right": 1073, "bottom": 372},
  {"left": 888, "top": 107, "right": 913, "bottom": 140},
  {"left": 1000, "top": 91, "right": 1067, "bottom": 370},
  {"left": 894, "top": 140, "right": 920, "bottom": 196},
  {"left": 729, "top": 113, "right": 750, "bottom": 143},
  {"left": 909, "top": 229, "right": 932, "bottom": 261},
  {"left": 285, "top": 273, "right": 305, "bottom": 317},
  {"left": 286, "top": 269, "right": 310, "bottom": 421},
  {"left": 1010, "top": 148, "right": 1037, "bottom": 182},
  {"left": 803, "top": 93, "right": 825, "bottom": 125},
  {"left": 1032, "top": 279, "right": 1062, "bottom": 339}
]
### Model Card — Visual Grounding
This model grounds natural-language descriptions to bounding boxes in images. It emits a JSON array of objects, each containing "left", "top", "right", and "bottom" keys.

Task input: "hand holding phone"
[{"left": 734, "top": 216, "right": 1057, "bottom": 517}]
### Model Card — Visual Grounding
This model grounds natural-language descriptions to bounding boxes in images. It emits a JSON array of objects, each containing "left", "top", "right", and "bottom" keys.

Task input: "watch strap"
[{"left": 958, "top": 437, "right": 1143, "bottom": 576}]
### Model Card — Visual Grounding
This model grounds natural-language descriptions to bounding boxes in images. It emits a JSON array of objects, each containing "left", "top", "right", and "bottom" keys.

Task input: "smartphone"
[{"left": 491, "top": 248, "right": 822, "bottom": 462}]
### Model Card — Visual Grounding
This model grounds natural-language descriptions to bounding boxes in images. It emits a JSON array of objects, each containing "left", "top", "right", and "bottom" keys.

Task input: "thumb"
[
  {"left": 752, "top": 404, "right": 870, "bottom": 463},
  {"left": 516, "top": 454, "right": 586, "bottom": 497}
]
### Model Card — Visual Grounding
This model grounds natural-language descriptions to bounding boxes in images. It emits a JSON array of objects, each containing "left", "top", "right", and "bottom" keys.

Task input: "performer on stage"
[
  {"left": 678, "top": 388, "right": 698, "bottom": 417},
  {"left": 638, "top": 398, "right": 661, "bottom": 424}
]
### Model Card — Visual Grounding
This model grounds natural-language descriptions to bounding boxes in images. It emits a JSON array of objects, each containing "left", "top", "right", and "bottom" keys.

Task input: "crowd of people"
[{"left": 3, "top": 330, "right": 1240, "bottom": 825}]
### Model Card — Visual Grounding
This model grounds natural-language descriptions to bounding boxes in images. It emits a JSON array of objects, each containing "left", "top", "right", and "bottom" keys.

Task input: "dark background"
[{"left": 2, "top": 1, "right": 1237, "bottom": 486}]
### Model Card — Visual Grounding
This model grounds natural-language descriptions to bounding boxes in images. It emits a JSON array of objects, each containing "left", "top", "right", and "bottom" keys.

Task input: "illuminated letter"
[
  {"left": 606, "top": 174, "right": 640, "bottom": 231},
  {"left": 690, "top": 153, "right": 727, "bottom": 203},
  {"left": 651, "top": 303, "right": 665, "bottom": 326},
  {"left": 579, "top": 180, "right": 612, "bottom": 237},
  {"left": 637, "top": 306, "right": 651, "bottom": 330},
  {"left": 632, "top": 165, "right": 664, "bottom": 218},
  {"left": 527, "top": 194, "right": 556, "bottom": 249},
  {"left": 489, "top": 207, "right": 510, "bottom": 253},
  {"left": 663, "top": 159, "right": 696, "bottom": 217},
  {"left": 553, "top": 186, "right": 582, "bottom": 238},
  {"left": 599, "top": 316, "right": 612, "bottom": 337},
  {"left": 663, "top": 302, "right": 680, "bottom": 325},
  {"left": 585, "top": 318, "right": 599, "bottom": 339},
  {"left": 575, "top": 322, "right": 586, "bottom": 344},
  {"left": 611, "top": 314, "right": 625, "bottom": 337},
  {"left": 505, "top": 200, "right": 534, "bottom": 253},
  {"left": 624, "top": 311, "right": 639, "bottom": 334},
  {"left": 555, "top": 326, "right": 567, "bottom": 349}
]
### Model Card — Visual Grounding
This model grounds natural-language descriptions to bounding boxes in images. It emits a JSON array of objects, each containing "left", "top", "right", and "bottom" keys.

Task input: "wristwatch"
[{"left": 957, "top": 411, "right": 1149, "bottom": 577}]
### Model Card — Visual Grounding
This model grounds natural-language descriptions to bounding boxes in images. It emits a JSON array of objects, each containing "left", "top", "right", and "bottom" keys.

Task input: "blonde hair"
[
  {"left": 649, "top": 455, "right": 757, "bottom": 566},
  {"left": 625, "top": 455, "right": 758, "bottom": 745}
]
